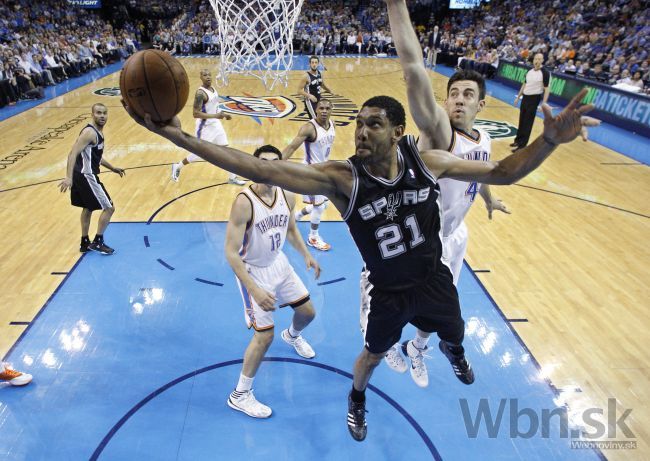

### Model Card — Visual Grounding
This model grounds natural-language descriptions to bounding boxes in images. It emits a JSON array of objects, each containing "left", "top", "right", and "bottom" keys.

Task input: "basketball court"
[{"left": 0, "top": 53, "right": 648, "bottom": 460}]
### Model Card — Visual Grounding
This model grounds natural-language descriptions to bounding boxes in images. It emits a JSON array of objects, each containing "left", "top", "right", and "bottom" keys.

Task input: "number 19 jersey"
[
  {"left": 238, "top": 186, "right": 291, "bottom": 267},
  {"left": 342, "top": 135, "right": 445, "bottom": 291}
]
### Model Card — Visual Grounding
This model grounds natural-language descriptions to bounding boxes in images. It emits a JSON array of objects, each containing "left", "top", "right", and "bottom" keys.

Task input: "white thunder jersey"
[
  {"left": 238, "top": 186, "right": 291, "bottom": 267},
  {"left": 195, "top": 86, "right": 223, "bottom": 132},
  {"left": 438, "top": 127, "right": 492, "bottom": 237},
  {"left": 303, "top": 119, "right": 335, "bottom": 164}
]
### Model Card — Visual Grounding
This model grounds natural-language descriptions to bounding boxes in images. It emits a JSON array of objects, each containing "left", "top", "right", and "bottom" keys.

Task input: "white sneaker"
[
  {"left": 402, "top": 340, "right": 429, "bottom": 388},
  {"left": 227, "top": 390, "right": 272, "bottom": 418},
  {"left": 228, "top": 176, "right": 246, "bottom": 185},
  {"left": 171, "top": 163, "right": 181, "bottom": 182},
  {"left": 384, "top": 343, "right": 407, "bottom": 373},
  {"left": 0, "top": 364, "right": 32, "bottom": 386},
  {"left": 307, "top": 235, "right": 331, "bottom": 251},
  {"left": 281, "top": 329, "right": 316, "bottom": 358}
]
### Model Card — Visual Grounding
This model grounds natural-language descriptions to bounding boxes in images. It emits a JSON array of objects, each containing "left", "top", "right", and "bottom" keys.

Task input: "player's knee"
[
  {"left": 254, "top": 328, "right": 274, "bottom": 347},
  {"left": 297, "top": 301, "right": 316, "bottom": 321},
  {"left": 310, "top": 202, "right": 326, "bottom": 223}
]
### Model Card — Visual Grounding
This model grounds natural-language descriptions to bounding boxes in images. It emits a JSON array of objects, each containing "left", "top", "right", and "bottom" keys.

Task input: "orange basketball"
[{"left": 119, "top": 50, "right": 189, "bottom": 122}]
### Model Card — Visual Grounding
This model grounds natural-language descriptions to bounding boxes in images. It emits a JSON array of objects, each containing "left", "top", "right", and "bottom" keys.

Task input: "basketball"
[{"left": 119, "top": 49, "right": 190, "bottom": 122}]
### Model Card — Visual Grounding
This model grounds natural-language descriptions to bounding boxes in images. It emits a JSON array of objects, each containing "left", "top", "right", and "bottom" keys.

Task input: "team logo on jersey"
[
  {"left": 219, "top": 96, "right": 296, "bottom": 119},
  {"left": 385, "top": 192, "right": 402, "bottom": 221},
  {"left": 474, "top": 119, "right": 517, "bottom": 139},
  {"left": 93, "top": 87, "right": 121, "bottom": 97}
]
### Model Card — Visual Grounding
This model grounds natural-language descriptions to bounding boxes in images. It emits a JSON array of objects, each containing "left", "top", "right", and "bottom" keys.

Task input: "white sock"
[
  {"left": 176, "top": 161, "right": 184, "bottom": 170},
  {"left": 309, "top": 228, "right": 319, "bottom": 237},
  {"left": 288, "top": 323, "right": 301, "bottom": 338},
  {"left": 413, "top": 332, "right": 430, "bottom": 350},
  {"left": 229, "top": 173, "right": 237, "bottom": 180},
  {"left": 235, "top": 373, "right": 254, "bottom": 393}
]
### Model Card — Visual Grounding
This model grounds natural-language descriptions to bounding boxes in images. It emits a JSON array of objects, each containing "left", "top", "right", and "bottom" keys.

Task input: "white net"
[{"left": 208, "top": 0, "right": 305, "bottom": 89}]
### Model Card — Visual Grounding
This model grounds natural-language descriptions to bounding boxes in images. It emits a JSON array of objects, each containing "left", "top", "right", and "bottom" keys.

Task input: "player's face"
[
  {"left": 258, "top": 151, "right": 281, "bottom": 187},
  {"left": 92, "top": 106, "right": 108, "bottom": 126},
  {"left": 355, "top": 106, "right": 400, "bottom": 159},
  {"left": 200, "top": 71, "right": 212, "bottom": 86},
  {"left": 310, "top": 59, "right": 319, "bottom": 71},
  {"left": 444, "top": 81, "right": 484, "bottom": 130},
  {"left": 316, "top": 101, "right": 332, "bottom": 123}
]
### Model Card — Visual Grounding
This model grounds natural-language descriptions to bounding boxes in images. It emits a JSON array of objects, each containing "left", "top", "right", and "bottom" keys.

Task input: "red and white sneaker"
[
  {"left": 307, "top": 235, "right": 331, "bottom": 251},
  {"left": 0, "top": 364, "right": 32, "bottom": 386}
]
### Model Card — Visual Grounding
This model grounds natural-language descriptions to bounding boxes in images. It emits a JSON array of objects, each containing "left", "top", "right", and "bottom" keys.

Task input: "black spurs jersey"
[
  {"left": 305, "top": 70, "right": 322, "bottom": 101},
  {"left": 74, "top": 124, "right": 104, "bottom": 175},
  {"left": 343, "top": 135, "right": 444, "bottom": 291}
]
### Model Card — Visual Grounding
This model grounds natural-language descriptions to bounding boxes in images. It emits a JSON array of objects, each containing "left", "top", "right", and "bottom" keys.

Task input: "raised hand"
[{"left": 541, "top": 88, "right": 600, "bottom": 145}]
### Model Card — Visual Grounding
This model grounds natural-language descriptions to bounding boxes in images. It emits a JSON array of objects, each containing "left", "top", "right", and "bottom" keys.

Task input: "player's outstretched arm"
[
  {"left": 122, "top": 101, "right": 350, "bottom": 203},
  {"left": 224, "top": 194, "right": 277, "bottom": 311},
  {"left": 422, "top": 89, "right": 600, "bottom": 185},
  {"left": 385, "top": 0, "right": 451, "bottom": 149},
  {"left": 282, "top": 123, "right": 314, "bottom": 160}
]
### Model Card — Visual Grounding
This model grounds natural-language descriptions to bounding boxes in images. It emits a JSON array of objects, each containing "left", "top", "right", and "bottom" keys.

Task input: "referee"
[{"left": 511, "top": 53, "right": 550, "bottom": 151}]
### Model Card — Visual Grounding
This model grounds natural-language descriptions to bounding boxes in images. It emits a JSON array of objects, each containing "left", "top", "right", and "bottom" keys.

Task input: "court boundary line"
[
  {"left": 466, "top": 261, "right": 607, "bottom": 461},
  {"left": 1, "top": 253, "right": 88, "bottom": 362}
]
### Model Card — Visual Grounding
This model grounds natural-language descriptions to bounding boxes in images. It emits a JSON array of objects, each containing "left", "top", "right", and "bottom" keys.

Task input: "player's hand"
[
  {"left": 309, "top": 94, "right": 318, "bottom": 103},
  {"left": 121, "top": 99, "right": 183, "bottom": 139},
  {"left": 58, "top": 178, "right": 72, "bottom": 193},
  {"left": 112, "top": 167, "right": 126, "bottom": 177},
  {"left": 486, "top": 198, "right": 511, "bottom": 220},
  {"left": 251, "top": 287, "right": 276, "bottom": 311},
  {"left": 221, "top": 113, "right": 232, "bottom": 121},
  {"left": 513, "top": 96, "right": 520, "bottom": 106},
  {"left": 541, "top": 88, "right": 600, "bottom": 145},
  {"left": 305, "top": 254, "right": 321, "bottom": 279}
]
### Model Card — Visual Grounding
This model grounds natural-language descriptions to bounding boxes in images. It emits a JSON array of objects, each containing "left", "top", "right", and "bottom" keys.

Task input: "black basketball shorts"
[
  {"left": 359, "top": 265, "right": 464, "bottom": 354},
  {"left": 71, "top": 171, "right": 113, "bottom": 211}
]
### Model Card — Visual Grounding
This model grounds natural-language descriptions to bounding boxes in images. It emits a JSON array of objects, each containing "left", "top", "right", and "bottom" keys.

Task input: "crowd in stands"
[
  {"left": 432, "top": 0, "right": 649, "bottom": 94},
  {"left": 1, "top": 0, "right": 648, "bottom": 109},
  {"left": 0, "top": 0, "right": 139, "bottom": 108}
]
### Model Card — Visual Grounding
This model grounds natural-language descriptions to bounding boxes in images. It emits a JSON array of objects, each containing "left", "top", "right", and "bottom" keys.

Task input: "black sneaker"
[
  {"left": 88, "top": 241, "right": 115, "bottom": 255},
  {"left": 80, "top": 239, "right": 91, "bottom": 253},
  {"left": 439, "top": 341, "right": 475, "bottom": 385},
  {"left": 347, "top": 392, "right": 368, "bottom": 442}
]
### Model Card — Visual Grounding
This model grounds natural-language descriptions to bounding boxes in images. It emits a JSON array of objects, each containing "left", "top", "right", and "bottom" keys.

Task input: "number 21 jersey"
[{"left": 342, "top": 135, "right": 445, "bottom": 291}]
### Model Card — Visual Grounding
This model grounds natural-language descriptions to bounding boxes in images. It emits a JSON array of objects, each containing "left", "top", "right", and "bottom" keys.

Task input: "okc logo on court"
[
  {"left": 93, "top": 87, "right": 121, "bottom": 97},
  {"left": 474, "top": 119, "right": 518, "bottom": 139},
  {"left": 219, "top": 96, "right": 296, "bottom": 119}
]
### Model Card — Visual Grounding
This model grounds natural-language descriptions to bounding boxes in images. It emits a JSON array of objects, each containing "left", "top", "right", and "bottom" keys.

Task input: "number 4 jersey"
[
  {"left": 343, "top": 135, "right": 445, "bottom": 291},
  {"left": 438, "top": 127, "right": 491, "bottom": 237},
  {"left": 238, "top": 185, "right": 291, "bottom": 267}
]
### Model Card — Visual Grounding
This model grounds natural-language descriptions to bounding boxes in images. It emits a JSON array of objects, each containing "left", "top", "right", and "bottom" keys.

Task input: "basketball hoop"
[{"left": 209, "top": 0, "right": 305, "bottom": 89}]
